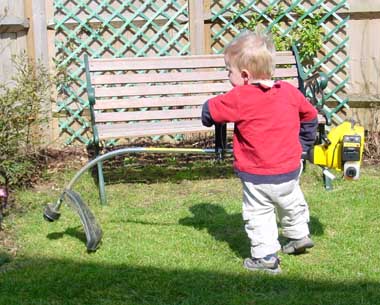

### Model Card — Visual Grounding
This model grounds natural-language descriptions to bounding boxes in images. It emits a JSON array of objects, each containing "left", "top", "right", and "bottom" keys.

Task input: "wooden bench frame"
[{"left": 84, "top": 45, "right": 328, "bottom": 205}]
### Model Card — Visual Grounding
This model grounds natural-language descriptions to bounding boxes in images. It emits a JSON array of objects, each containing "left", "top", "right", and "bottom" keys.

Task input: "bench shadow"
[
  {"left": 85, "top": 142, "right": 235, "bottom": 185},
  {"left": 96, "top": 153, "right": 235, "bottom": 185},
  {"left": 45, "top": 205, "right": 324, "bottom": 257}
]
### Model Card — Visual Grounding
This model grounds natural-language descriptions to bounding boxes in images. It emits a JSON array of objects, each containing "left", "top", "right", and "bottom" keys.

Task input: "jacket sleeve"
[
  {"left": 299, "top": 97, "right": 318, "bottom": 152},
  {"left": 201, "top": 101, "right": 215, "bottom": 127},
  {"left": 300, "top": 117, "right": 318, "bottom": 152}
]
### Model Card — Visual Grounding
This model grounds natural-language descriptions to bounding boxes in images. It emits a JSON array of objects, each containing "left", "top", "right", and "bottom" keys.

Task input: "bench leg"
[
  {"left": 97, "top": 161, "right": 107, "bottom": 205},
  {"left": 215, "top": 123, "right": 227, "bottom": 160}
]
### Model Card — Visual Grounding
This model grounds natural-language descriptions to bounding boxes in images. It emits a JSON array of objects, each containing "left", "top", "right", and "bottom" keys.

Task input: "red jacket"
[{"left": 205, "top": 81, "right": 318, "bottom": 176}]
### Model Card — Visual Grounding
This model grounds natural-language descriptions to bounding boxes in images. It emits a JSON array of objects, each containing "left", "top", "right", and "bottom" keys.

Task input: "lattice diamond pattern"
[
  {"left": 211, "top": 0, "right": 349, "bottom": 124},
  {"left": 54, "top": 0, "right": 190, "bottom": 144}
]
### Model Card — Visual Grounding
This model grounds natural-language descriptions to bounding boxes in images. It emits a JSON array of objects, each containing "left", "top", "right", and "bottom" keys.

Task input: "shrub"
[
  {"left": 233, "top": 5, "right": 325, "bottom": 66},
  {"left": 363, "top": 105, "right": 380, "bottom": 163},
  {"left": 0, "top": 53, "right": 54, "bottom": 187}
]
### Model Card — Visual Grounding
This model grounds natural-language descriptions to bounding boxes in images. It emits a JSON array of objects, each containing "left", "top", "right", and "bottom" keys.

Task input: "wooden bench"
[{"left": 84, "top": 49, "right": 327, "bottom": 204}]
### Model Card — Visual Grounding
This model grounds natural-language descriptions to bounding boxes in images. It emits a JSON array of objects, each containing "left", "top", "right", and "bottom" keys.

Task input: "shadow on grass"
[
  {"left": 179, "top": 203, "right": 324, "bottom": 258},
  {"left": 46, "top": 226, "right": 87, "bottom": 244},
  {"left": 0, "top": 256, "right": 379, "bottom": 305},
  {"left": 310, "top": 215, "right": 324, "bottom": 236},
  {"left": 93, "top": 153, "right": 235, "bottom": 185},
  {"left": 44, "top": 202, "right": 324, "bottom": 259},
  {"left": 179, "top": 203, "right": 249, "bottom": 258}
]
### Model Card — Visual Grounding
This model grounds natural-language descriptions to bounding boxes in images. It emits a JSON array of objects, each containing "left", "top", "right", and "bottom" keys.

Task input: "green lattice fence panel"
[
  {"left": 54, "top": 0, "right": 190, "bottom": 144},
  {"left": 210, "top": 0, "right": 350, "bottom": 124},
  {"left": 55, "top": 0, "right": 350, "bottom": 145}
]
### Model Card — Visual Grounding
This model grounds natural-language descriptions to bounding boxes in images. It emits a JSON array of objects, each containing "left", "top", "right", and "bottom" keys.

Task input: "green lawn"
[{"left": 1, "top": 159, "right": 380, "bottom": 305}]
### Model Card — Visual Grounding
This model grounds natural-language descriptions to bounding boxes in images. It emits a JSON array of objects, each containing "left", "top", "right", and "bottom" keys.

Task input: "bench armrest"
[
  {"left": 87, "top": 86, "right": 100, "bottom": 146},
  {"left": 304, "top": 72, "right": 331, "bottom": 125},
  {"left": 87, "top": 86, "right": 96, "bottom": 106},
  {"left": 304, "top": 72, "right": 328, "bottom": 105},
  {"left": 84, "top": 54, "right": 100, "bottom": 147}
]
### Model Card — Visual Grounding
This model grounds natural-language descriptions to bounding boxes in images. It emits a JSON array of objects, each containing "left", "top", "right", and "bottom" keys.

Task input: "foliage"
[
  {"left": 361, "top": 105, "right": 380, "bottom": 163},
  {"left": 0, "top": 53, "right": 54, "bottom": 186},
  {"left": 233, "top": 5, "right": 325, "bottom": 65}
]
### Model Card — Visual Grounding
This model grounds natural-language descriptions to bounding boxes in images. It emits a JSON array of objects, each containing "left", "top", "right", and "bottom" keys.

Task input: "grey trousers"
[{"left": 242, "top": 175, "right": 310, "bottom": 258}]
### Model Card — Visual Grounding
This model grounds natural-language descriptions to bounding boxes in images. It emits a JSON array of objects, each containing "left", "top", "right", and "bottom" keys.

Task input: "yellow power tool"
[{"left": 307, "top": 121, "right": 365, "bottom": 180}]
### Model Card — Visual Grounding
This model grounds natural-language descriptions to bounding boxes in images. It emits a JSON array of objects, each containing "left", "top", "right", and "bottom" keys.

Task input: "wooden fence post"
[
  {"left": 189, "top": 0, "right": 205, "bottom": 55},
  {"left": 24, "top": 0, "right": 49, "bottom": 65},
  {"left": 189, "top": 0, "right": 213, "bottom": 55},
  {"left": 24, "top": 0, "right": 53, "bottom": 144},
  {"left": 203, "top": 0, "right": 212, "bottom": 54}
]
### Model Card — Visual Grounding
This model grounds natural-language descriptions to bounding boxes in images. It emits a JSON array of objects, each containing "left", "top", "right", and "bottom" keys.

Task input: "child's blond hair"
[{"left": 224, "top": 29, "right": 276, "bottom": 79}]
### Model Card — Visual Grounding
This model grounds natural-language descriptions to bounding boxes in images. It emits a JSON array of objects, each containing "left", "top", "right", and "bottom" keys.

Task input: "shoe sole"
[
  {"left": 243, "top": 264, "right": 282, "bottom": 274},
  {"left": 282, "top": 240, "right": 314, "bottom": 255},
  {"left": 243, "top": 260, "right": 282, "bottom": 274}
]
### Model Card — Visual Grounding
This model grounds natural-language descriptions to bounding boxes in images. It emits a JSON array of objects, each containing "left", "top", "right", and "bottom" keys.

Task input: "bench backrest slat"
[
  {"left": 94, "top": 82, "right": 232, "bottom": 98},
  {"left": 92, "top": 67, "right": 299, "bottom": 85},
  {"left": 92, "top": 71, "right": 228, "bottom": 85},
  {"left": 94, "top": 79, "right": 298, "bottom": 100},
  {"left": 94, "top": 95, "right": 213, "bottom": 110},
  {"left": 96, "top": 108, "right": 202, "bottom": 123},
  {"left": 89, "top": 52, "right": 296, "bottom": 72},
  {"left": 90, "top": 55, "right": 226, "bottom": 72}
]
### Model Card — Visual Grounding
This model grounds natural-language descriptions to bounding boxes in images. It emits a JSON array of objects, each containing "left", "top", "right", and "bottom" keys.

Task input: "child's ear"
[
  {"left": 241, "top": 69, "right": 250, "bottom": 84},
  {"left": 241, "top": 69, "right": 250, "bottom": 79},
  {"left": 240, "top": 69, "right": 248, "bottom": 79}
]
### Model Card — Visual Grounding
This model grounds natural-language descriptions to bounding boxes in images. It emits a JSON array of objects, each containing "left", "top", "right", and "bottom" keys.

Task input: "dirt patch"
[
  {"left": 40, "top": 146, "right": 90, "bottom": 171},
  {"left": 0, "top": 226, "right": 18, "bottom": 270}
]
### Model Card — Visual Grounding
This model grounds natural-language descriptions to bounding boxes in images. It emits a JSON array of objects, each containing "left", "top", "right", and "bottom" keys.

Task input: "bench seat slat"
[
  {"left": 96, "top": 110, "right": 326, "bottom": 124},
  {"left": 95, "top": 108, "right": 202, "bottom": 123},
  {"left": 89, "top": 52, "right": 296, "bottom": 72},
  {"left": 96, "top": 120, "right": 234, "bottom": 140},
  {"left": 97, "top": 115, "right": 326, "bottom": 140}
]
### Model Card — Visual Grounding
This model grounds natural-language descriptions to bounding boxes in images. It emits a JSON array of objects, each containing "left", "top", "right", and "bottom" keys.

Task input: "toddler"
[{"left": 201, "top": 30, "right": 318, "bottom": 274}]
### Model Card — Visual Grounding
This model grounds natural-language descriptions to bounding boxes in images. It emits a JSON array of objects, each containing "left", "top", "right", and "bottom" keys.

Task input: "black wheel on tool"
[
  {"left": 64, "top": 190, "right": 103, "bottom": 251},
  {"left": 43, "top": 204, "right": 61, "bottom": 222}
]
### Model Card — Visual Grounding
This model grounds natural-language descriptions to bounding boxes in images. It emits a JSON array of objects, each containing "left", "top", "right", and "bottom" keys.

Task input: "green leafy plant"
[
  {"left": 0, "top": 53, "right": 54, "bottom": 187},
  {"left": 234, "top": 5, "right": 325, "bottom": 66}
]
